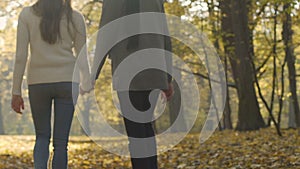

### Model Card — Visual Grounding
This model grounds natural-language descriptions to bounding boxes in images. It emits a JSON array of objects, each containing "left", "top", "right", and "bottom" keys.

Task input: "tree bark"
[
  {"left": 283, "top": 3, "right": 300, "bottom": 128},
  {"left": 220, "top": 0, "right": 234, "bottom": 130},
  {"left": 220, "top": 0, "right": 265, "bottom": 130},
  {"left": 0, "top": 101, "right": 4, "bottom": 134},
  {"left": 223, "top": 57, "right": 233, "bottom": 129},
  {"left": 288, "top": 96, "right": 297, "bottom": 128}
]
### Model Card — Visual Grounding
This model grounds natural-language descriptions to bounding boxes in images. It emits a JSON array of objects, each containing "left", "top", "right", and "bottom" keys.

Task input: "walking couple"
[{"left": 11, "top": 0, "right": 173, "bottom": 168}]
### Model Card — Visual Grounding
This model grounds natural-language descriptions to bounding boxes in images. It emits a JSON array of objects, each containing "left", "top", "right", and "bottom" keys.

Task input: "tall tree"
[
  {"left": 282, "top": 2, "right": 300, "bottom": 128},
  {"left": 220, "top": 0, "right": 265, "bottom": 130},
  {"left": 206, "top": 0, "right": 232, "bottom": 130},
  {"left": 219, "top": 0, "right": 234, "bottom": 130}
]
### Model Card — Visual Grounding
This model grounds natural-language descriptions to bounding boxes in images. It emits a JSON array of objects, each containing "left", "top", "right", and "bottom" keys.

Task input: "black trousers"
[{"left": 117, "top": 90, "right": 159, "bottom": 169}]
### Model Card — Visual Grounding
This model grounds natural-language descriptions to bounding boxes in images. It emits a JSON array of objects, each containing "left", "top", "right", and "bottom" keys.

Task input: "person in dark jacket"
[{"left": 91, "top": 0, "right": 173, "bottom": 168}]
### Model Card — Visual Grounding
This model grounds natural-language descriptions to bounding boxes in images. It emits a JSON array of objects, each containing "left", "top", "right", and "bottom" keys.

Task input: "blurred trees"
[
  {"left": 164, "top": 0, "right": 300, "bottom": 133},
  {"left": 0, "top": 0, "right": 299, "bottom": 135},
  {"left": 219, "top": 0, "right": 266, "bottom": 131},
  {"left": 283, "top": 1, "right": 300, "bottom": 128}
]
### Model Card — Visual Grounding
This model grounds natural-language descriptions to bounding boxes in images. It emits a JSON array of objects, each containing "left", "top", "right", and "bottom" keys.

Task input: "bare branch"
[{"left": 174, "top": 67, "right": 236, "bottom": 89}]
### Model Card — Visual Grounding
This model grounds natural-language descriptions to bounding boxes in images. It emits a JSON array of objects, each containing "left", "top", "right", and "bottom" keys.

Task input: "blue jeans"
[{"left": 28, "top": 82, "right": 79, "bottom": 169}]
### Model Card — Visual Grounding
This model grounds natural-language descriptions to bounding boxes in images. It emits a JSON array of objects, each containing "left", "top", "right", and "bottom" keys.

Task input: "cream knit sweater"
[{"left": 12, "top": 6, "right": 92, "bottom": 96}]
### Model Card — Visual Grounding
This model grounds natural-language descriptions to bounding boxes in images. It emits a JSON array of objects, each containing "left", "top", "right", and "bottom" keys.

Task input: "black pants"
[{"left": 117, "top": 90, "right": 159, "bottom": 169}]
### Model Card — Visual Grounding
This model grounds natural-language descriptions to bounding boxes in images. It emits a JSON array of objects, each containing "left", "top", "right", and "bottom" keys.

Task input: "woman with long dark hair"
[{"left": 11, "top": 0, "right": 92, "bottom": 168}]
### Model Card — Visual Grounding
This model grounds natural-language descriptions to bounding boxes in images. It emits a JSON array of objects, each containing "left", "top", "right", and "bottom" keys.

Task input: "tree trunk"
[
  {"left": 288, "top": 96, "right": 297, "bottom": 128},
  {"left": 223, "top": 55, "right": 233, "bottom": 129},
  {"left": 283, "top": 3, "right": 300, "bottom": 128},
  {"left": 223, "top": 97, "right": 233, "bottom": 129},
  {"left": 208, "top": 0, "right": 229, "bottom": 130},
  {"left": 0, "top": 101, "right": 4, "bottom": 134},
  {"left": 222, "top": 46, "right": 233, "bottom": 130},
  {"left": 220, "top": 0, "right": 234, "bottom": 130},
  {"left": 221, "top": 0, "right": 265, "bottom": 131}
]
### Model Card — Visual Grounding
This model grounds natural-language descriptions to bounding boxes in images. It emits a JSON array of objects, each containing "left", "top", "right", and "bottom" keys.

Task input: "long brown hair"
[{"left": 33, "top": 0, "right": 73, "bottom": 44}]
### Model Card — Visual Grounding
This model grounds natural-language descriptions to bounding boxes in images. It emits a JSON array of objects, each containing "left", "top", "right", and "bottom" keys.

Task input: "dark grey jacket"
[{"left": 91, "top": 0, "right": 172, "bottom": 91}]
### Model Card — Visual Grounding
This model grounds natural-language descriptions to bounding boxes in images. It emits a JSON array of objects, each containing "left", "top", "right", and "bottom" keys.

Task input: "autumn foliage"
[{"left": 0, "top": 128, "right": 299, "bottom": 169}]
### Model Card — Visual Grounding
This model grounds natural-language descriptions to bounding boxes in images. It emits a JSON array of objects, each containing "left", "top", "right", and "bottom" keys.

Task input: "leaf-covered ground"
[{"left": 0, "top": 128, "right": 300, "bottom": 169}]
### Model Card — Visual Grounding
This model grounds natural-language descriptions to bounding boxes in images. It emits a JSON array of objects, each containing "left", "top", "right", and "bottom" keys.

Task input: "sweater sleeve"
[
  {"left": 73, "top": 12, "right": 93, "bottom": 91},
  {"left": 12, "top": 9, "right": 29, "bottom": 96}
]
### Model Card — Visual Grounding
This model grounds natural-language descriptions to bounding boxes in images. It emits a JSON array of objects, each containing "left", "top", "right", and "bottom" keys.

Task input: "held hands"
[
  {"left": 11, "top": 95, "right": 24, "bottom": 114},
  {"left": 79, "top": 86, "right": 94, "bottom": 95},
  {"left": 79, "top": 80, "right": 95, "bottom": 95}
]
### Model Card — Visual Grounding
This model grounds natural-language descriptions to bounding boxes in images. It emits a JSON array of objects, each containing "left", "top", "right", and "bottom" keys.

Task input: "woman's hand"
[{"left": 11, "top": 95, "right": 24, "bottom": 114}]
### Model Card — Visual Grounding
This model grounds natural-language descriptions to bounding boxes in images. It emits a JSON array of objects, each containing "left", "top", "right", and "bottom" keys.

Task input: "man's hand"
[
  {"left": 162, "top": 83, "right": 174, "bottom": 101},
  {"left": 11, "top": 95, "right": 24, "bottom": 114},
  {"left": 80, "top": 86, "right": 94, "bottom": 95}
]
